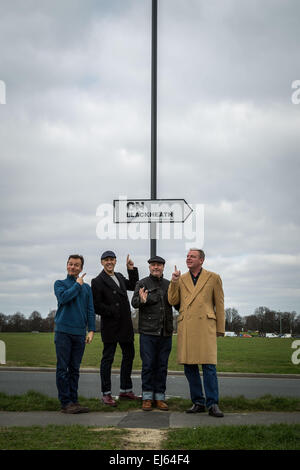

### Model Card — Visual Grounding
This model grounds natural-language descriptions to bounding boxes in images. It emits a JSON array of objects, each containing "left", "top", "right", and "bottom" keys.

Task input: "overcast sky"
[{"left": 0, "top": 0, "right": 299, "bottom": 317}]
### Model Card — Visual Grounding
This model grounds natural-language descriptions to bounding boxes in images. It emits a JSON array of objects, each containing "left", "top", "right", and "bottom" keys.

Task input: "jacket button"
[
  {"left": 116, "top": 303, "right": 119, "bottom": 307},
  {"left": 113, "top": 291, "right": 116, "bottom": 294}
]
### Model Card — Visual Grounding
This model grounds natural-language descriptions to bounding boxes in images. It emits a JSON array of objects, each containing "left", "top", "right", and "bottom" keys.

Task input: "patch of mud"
[
  {"left": 122, "top": 427, "right": 167, "bottom": 450},
  {"left": 89, "top": 427, "right": 167, "bottom": 450}
]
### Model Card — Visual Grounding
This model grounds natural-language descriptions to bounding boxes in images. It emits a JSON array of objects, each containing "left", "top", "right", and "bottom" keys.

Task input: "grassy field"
[
  {"left": 0, "top": 424, "right": 129, "bottom": 450},
  {"left": 0, "top": 332, "right": 299, "bottom": 374},
  {"left": 162, "top": 424, "right": 300, "bottom": 450},
  {"left": 1, "top": 423, "right": 299, "bottom": 450}
]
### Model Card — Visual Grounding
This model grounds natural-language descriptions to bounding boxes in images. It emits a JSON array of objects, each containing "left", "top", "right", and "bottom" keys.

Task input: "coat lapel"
[
  {"left": 181, "top": 272, "right": 195, "bottom": 294},
  {"left": 114, "top": 272, "right": 127, "bottom": 297},
  {"left": 100, "top": 270, "right": 127, "bottom": 296},
  {"left": 181, "top": 269, "right": 211, "bottom": 305}
]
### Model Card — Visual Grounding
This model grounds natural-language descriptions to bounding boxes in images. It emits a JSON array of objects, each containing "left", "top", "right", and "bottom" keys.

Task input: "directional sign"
[{"left": 113, "top": 199, "right": 193, "bottom": 223}]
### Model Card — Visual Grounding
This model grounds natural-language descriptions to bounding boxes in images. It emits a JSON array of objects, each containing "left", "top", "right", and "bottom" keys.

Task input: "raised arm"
[
  {"left": 54, "top": 280, "right": 81, "bottom": 306},
  {"left": 168, "top": 266, "right": 181, "bottom": 305}
]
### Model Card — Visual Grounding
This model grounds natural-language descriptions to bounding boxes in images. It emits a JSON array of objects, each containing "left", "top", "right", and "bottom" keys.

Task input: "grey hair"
[{"left": 188, "top": 248, "right": 205, "bottom": 260}]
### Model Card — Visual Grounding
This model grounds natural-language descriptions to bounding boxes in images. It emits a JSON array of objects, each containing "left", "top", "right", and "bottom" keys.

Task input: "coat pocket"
[{"left": 207, "top": 312, "right": 216, "bottom": 320}]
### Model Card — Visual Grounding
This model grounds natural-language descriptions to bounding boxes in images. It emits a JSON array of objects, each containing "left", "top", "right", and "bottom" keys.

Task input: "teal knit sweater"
[{"left": 54, "top": 275, "right": 96, "bottom": 335}]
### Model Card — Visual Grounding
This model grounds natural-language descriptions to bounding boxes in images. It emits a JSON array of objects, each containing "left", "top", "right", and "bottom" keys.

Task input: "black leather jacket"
[{"left": 131, "top": 274, "right": 173, "bottom": 336}]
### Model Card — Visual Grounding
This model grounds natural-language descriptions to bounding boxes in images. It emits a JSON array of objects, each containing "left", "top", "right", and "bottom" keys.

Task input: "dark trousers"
[
  {"left": 140, "top": 333, "right": 172, "bottom": 401},
  {"left": 54, "top": 331, "right": 86, "bottom": 407},
  {"left": 100, "top": 341, "right": 135, "bottom": 394},
  {"left": 184, "top": 363, "right": 219, "bottom": 409}
]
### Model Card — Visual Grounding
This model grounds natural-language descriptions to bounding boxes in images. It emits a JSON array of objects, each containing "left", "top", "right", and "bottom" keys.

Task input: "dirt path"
[
  {"left": 90, "top": 427, "right": 167, "bottom": 450},
  {"left": 122, "top": 428, "right": 167, "bottom": 450}
]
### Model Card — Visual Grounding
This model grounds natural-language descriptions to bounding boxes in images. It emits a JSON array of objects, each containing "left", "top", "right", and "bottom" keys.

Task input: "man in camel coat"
[{"left": 168, "top": 248, "right": 225, "bottom": 417}]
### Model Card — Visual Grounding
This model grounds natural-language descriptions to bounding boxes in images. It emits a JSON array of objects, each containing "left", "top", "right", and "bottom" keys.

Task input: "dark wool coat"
[{"left": 91, "top": 268, "right": 138, "bottom": 343}]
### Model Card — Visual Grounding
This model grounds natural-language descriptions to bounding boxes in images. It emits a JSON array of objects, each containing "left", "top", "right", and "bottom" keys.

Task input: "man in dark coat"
[
  {"left": 91, "top": 251, "right": 139, "bottom": 406},
  {"left": 131, "top": 255, "right": 173, "bottom": 411}
]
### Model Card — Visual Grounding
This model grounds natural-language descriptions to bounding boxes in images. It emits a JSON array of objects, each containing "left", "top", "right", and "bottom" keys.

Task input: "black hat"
[
  {"left": 101, "top": 250, "right": 116, "bottom": 260},
  {"left": 148, "top": 255, "right": 165, "bottom": 265}
]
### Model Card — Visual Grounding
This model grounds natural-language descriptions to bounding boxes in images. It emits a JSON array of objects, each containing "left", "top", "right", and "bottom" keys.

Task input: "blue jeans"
[
  {"left": 54, "top": 331, "right": 86, "bottom": 407},
  {"left": 184, "top": 364, "right": 219, "bottom": 409},
  {"left": 100, "top": 342, "right": 135, "bottom": 394},
  {"left": 140, "top": 334, "right": 172, "bottom": 401}
]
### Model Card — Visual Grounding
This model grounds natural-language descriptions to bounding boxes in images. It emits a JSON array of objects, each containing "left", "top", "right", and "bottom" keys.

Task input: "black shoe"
[
  {"left": 208, "top": 404, "right": 224, "bottom": 417},
  {"left": 185, "top": 404, "right": 206, "bottom": 414}
]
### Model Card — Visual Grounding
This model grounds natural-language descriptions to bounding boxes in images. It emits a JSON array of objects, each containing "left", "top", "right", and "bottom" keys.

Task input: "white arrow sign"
[{"left": 114, "top": 199, "right": 193, "bottom": 223}]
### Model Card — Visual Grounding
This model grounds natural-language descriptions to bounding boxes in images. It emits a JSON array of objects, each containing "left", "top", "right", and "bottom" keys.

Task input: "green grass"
[
  {"left": 0, "top": 425, "right": 128, "bottom": 450},
  {"left": 0, "top": 422, "right": 299, "bottom": 450},
  {"left": 161, "top": 424, "right": 300, "bottom": 450},
  {"left": 218, "top": 336, "right": 299, "bottom": 374},
  {"left": 0, "top": 391, "right": 140, "bottom": 412},
  {"left": 0, "top": 333, "right": 299, "bottom": 374},
  {"left": 0, "top": 391, "right": 299, "bottom": 412}
]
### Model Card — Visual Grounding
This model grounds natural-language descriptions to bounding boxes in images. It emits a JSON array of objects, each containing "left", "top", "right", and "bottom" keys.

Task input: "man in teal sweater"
[{"left": 54, "top": 254, "right": 95, "bottom": 413}]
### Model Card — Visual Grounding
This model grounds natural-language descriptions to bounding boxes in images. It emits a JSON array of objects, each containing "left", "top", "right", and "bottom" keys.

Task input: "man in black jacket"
[
  {"left": 131, "top": 255, "right": 173, "bottom": 411},
  {"left": 91, "top": 251, "right": 139, "bottom": 406}
]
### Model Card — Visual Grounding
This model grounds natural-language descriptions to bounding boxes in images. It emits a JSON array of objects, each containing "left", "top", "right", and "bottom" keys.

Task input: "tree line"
[
  {"left": 225, "top": 307, "right": 300, "bottom": 335},
  {"left": 0, "top": 311, "right": 101, "bottom": 333},
  {"left": 0, "top": 306, "right": 299, "bottom": 335}
]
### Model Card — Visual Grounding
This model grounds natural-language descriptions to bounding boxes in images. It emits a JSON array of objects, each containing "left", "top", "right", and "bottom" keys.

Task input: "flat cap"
[
  {"left": 148, "top": 255, "right": 165, "bottom": 264},
  {"left": 101, "top": 250, "right": 116, "bottom": 260}
]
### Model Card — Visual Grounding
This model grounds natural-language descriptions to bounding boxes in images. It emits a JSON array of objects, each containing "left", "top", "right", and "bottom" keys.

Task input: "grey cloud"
[{"left": 0, "top": 0, "right": 299, "bottom": 317}]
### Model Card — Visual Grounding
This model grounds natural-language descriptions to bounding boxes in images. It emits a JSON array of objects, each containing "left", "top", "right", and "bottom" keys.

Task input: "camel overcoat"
[{"left": 168, "top": 269, "right": 225, "bottom": 365}]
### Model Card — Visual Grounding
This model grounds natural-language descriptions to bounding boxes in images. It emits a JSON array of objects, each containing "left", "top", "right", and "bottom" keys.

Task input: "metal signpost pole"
[{"left": 150, "top": 0, "right": 158, "bottom": 258}]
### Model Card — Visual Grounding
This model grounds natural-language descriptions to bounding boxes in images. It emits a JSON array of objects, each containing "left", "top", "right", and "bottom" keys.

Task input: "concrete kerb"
[{"left": 0, "top": 410, "right": 300, "bottom": 428}]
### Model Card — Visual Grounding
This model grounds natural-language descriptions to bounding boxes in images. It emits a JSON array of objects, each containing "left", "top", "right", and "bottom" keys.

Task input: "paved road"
[{"left": 0, "top": 369, "right": 299, "bottom": 399}]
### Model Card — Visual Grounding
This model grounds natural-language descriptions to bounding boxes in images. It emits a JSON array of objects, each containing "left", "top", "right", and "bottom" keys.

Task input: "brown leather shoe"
[
  {"left": 61, "top": 403, "right": 81, "bottom": 414},
  {"left": 142, "top": 399, "right": 153, "bottom": 411},
  {"left": 155, "top": 400, "right": 169, "bottom": 411},
  {"left": 73, "top": 402, "right": 89, "bottom": 413}
]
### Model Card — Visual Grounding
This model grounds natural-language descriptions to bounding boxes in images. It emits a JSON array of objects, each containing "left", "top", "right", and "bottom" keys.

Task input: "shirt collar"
[
  {"left": 149, "top": 274, "right": 163, "bottom": 281},
  {"left": 189, "top": 268, "right": 202, "bottom": 279}
]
